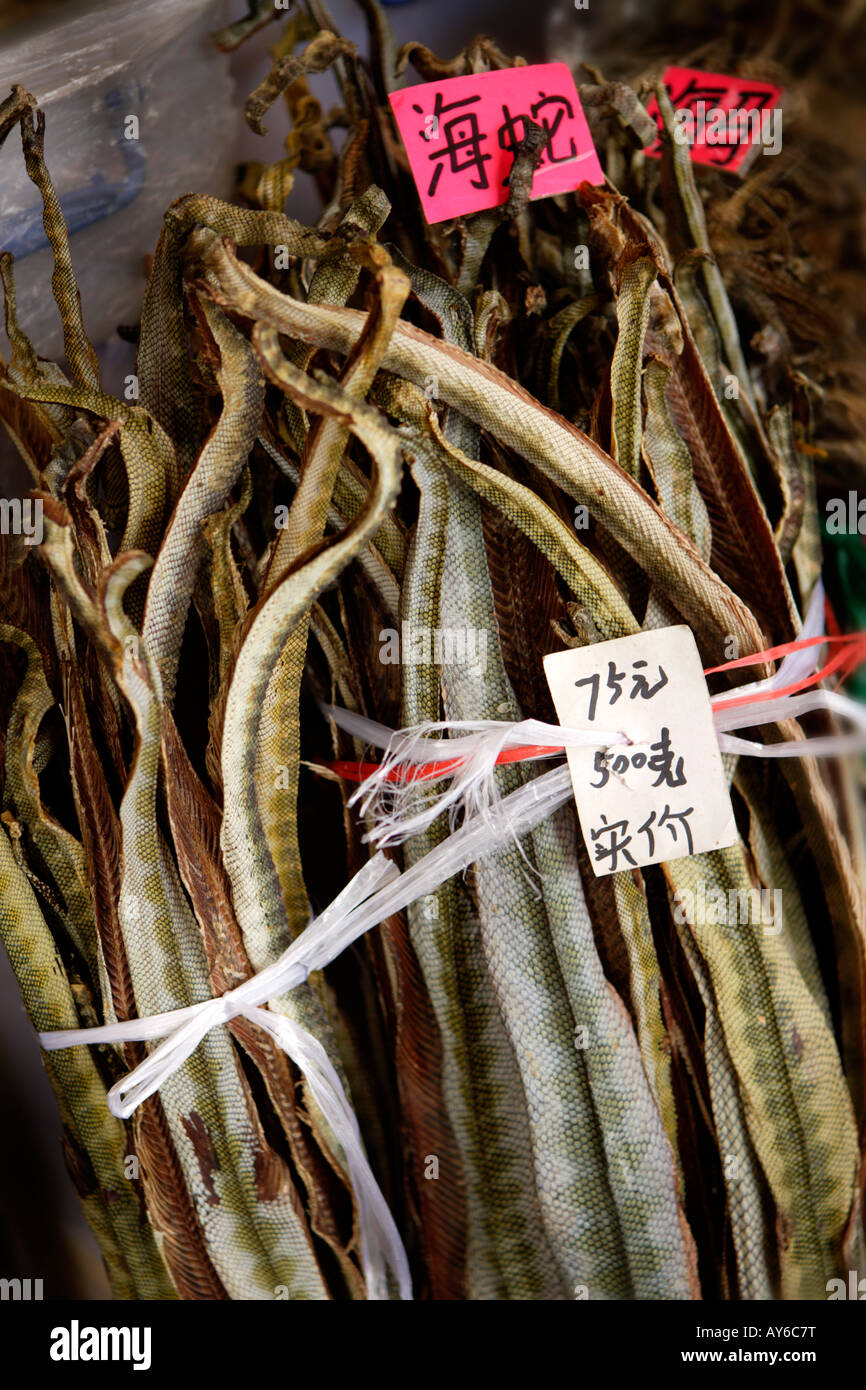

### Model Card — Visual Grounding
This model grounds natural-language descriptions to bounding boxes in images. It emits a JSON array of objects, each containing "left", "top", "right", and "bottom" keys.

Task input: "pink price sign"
[
  {"left": 643, "top": 66, "right": 784, "bottom": 172},
  {"left": 389, "top": 63, "right": 604, "bottom": 225}
]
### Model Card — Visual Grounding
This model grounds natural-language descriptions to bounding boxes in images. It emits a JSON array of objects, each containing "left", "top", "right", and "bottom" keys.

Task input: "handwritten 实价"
[{"left": 544, "top": 627, "right": 738, "bottom": 876}]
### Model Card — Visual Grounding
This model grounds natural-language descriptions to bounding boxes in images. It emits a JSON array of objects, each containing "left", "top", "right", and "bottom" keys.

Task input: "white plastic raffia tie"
[
  {"left": 38, "top": 763, "right": 576, "bottom": 1301},
  {"left": 330, "top": 582, "right": 866, "bottom": 851}
]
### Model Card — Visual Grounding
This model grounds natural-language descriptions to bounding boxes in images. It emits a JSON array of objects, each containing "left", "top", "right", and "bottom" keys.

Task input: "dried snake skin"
[{"left": 0, "top": 1, "right": 863, "bottom": 1302}]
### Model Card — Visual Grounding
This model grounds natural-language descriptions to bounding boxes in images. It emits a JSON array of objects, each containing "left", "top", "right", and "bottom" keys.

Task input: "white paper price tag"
[{"left": 543, "top": 627, "right": 738, "bottom": 876}]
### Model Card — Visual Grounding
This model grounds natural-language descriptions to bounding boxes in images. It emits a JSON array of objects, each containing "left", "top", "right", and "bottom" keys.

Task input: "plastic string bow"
[{"left": 38, "top": 760, "right": 577, "bottom": 1301}]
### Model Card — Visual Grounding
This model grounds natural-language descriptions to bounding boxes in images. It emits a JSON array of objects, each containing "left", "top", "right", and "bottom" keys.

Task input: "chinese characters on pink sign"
[
  {"left": 644, "top": 65, "right": 784, "bottom": 172},
  {"left": 388, "top": 63, "right": 605, "bottom": 225},
  {"left": 390, "top": 63, "right": 783, "bottom": 222}
]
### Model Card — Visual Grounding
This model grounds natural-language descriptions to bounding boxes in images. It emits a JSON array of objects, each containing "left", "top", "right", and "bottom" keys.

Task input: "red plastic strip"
[{"left": 323, "top": 630, "right": 866, "bottom": 782}]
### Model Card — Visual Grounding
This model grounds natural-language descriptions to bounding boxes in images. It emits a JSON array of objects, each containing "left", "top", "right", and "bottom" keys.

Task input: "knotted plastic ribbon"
[
  {"left": 39, "top": 762, "right": 575, "bottom": 1301},
  {"left": 326, "top": 583, "right": 866, "bottom": 849}
]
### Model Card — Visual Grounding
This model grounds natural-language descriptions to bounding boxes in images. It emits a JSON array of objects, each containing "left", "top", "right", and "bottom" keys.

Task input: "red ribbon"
[
  {"left": 707, "top": 632, "right": 866, "bottom": 711},
  {"left": 323, "top": 628, "right": 866, "bottom": 785}
]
